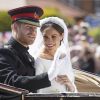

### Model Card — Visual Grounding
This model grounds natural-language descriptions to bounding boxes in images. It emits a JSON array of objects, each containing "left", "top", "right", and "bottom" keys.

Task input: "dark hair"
[{"left": 40, "top": 21, "right": 64, "bottom": 35}]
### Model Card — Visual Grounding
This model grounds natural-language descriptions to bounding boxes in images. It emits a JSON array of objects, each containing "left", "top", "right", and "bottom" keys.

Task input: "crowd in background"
[
  {"left": 0, "top": 31, "right": 11, "bottom": 47},
  {"left": 68, "top": 21, "right": 100, "bottom": 75},
  {"left": 0, "top": 19, "right": 100, "bottom": 76}
]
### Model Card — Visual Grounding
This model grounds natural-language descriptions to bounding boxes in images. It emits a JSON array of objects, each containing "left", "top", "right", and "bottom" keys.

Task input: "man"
[{"left": 0, "top": 5, "right": 51, "bottom": 93}]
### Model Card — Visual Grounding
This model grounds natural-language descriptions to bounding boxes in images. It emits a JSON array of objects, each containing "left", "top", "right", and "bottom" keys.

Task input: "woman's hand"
[{"left": 55, "top": 75, "right": 75, "bottom": 92}]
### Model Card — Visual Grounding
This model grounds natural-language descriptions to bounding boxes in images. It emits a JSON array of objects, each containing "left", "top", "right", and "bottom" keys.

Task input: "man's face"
[{"left": 13, "top": 22, "right": 37, "bottom": 46}]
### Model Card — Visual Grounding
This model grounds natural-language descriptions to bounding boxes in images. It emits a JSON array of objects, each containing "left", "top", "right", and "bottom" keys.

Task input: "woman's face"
[{"left": 42, "top": 27, "right": 63, "bottom": 51}]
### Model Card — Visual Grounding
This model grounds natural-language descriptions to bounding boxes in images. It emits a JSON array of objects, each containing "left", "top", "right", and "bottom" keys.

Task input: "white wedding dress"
[{"left": 35, "top": 56, "right": 77, "bottom": 93}]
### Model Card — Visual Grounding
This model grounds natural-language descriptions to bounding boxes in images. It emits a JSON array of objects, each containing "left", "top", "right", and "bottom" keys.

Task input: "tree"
[{"left": 0, "top": 11, "right": 11, "bottom": 32}]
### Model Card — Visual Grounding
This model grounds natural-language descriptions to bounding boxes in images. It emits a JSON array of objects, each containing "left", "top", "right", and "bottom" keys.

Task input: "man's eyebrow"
[{"left": 25, "top": 24, "right": 37, "bottom": 28}]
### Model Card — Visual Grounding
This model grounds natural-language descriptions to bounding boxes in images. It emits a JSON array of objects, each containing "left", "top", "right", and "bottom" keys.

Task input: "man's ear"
[
  {"left": 11, "top": 24, "right": 13, "bottom": 30},
  {"left": 11, "top": 22, "right": 18, "bottom": 32}
]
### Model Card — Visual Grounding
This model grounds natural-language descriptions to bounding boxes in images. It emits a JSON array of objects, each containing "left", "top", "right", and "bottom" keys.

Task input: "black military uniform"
[
  {"left": 0, "top": 6, "right": 51, "bottom": 94},
  {"left": 0, "top": 37, "right": 51, "bottom": 92}
]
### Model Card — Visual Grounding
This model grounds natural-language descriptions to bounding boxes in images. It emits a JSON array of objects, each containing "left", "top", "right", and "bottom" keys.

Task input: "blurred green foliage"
[
  {"left": 42, "top": 7, "right": 75, "bottom": 26},
  {"left": 88, "top": 27, "right": 100, "bottom": 44},
  {"left": 42, "top": 7, "right": 60, "bottom": 17},
  {"left": 0, "top": 11, "right": 12, "bottom": 32}
]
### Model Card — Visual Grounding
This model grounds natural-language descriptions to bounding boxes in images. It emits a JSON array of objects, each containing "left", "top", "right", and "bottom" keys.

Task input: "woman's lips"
[{"left": 47, "top": 44, "right": 54, "bottom": 47}]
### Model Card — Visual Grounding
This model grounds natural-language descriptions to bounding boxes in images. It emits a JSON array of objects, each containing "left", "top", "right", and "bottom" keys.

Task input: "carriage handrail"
[{"left": 0, "top": 83, "right": 29, "bottom": 95}]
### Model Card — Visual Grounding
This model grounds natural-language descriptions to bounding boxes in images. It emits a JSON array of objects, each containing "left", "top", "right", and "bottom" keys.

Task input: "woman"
[{"left": 29, "top": 17, "right": 77, "bottom": 93}]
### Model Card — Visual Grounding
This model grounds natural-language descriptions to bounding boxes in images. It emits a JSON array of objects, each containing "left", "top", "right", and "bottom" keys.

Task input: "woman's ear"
[{"left": 60, "top": 32, "right": 64, "bottom": 41}]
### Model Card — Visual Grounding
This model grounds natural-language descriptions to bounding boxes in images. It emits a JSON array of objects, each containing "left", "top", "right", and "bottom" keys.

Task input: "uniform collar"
[{"left": 7, "top": 37, "right": 29, "bottom": 53}]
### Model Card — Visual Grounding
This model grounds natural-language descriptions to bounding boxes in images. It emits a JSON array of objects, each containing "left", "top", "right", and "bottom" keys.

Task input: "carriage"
[{"left": 0, "top": 69, "right": 100, "bottom": 100}]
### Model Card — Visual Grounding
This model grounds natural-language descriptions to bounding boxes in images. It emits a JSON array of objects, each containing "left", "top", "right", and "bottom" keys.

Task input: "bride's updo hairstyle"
[{"left": 40, "top": 22, "right": 64, "bottom": 35}]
